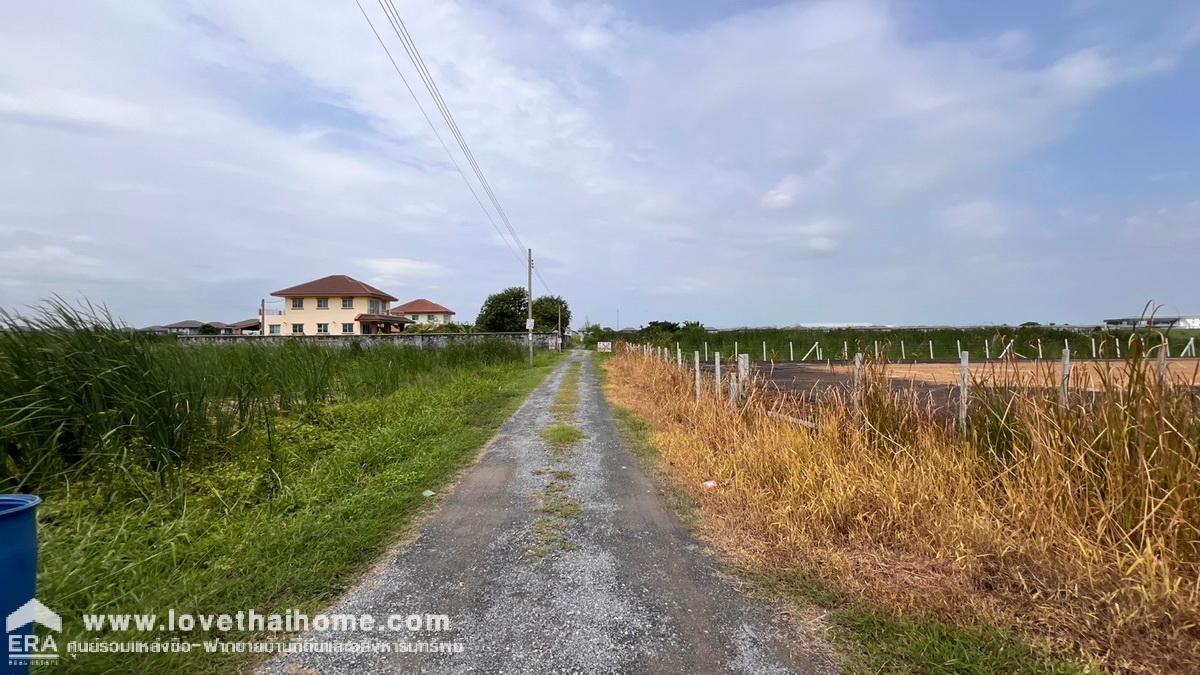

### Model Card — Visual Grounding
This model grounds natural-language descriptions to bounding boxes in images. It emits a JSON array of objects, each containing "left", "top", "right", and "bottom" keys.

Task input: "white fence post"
[
  {"left": 853, "top": 352, "right": 863, "bottom": 405},
  {"left": 762, "top": 341, "right": 767, "bottom": 362},
  {"left": 694, "top": 351, "right": 701, "bottom": 402},
  {"left": 956, "top": 339, "right": 961, "bottom": 357},
  {"left": 676, "top": 345, "right": 682, "bottom": 368},
  {"left": 789, "top": 341, "right": 794, "bottom": 361},
  {"left": 873, "top": 340, "right": 879, "bottom": 360},
  {"left": 1091, "top": 337, "right": 1097, "bottom": 359},
  {"left": 842, "top": 341, "right": 848, "bottom": 361},
  {"left": 1037, "top": 339, "right": 1043, "bottom": 360},
  {"left": 738, "top": 353, "right": 750, "bottom": 394},
  {"left": 734, "top": 341, "right": 738, "bottom": 361},
  {"left": 984, "top": 340, "right": 990, "bottom": 360},
  {"left": 714, "top": 352, "right": 721, "bottom": 396},
  {"left": 959, "top": 351, "right": 969, "bottom": 430},
  {"left": 929, "top": 340, "right": 934, "bottom": 360},
  {"left": 1115, "top": 339, "right": 1121, "bottom": 358},
  {"left": 900, "top": 340, "right": 906, "bottom": 360},
  {"left": 1060, "top": 350, "right": 1070, "bottom": 403}
]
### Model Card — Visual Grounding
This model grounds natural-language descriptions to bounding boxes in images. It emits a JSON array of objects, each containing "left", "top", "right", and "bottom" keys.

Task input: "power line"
[
  {"left": 357, "top": 0, "right": 556, "bottom": 296},
  {"left": 353, "top": 0, "right": 522, "bottom": 261},
  {"left": 377, "top": 0, "right": 526, "bottom": 253}
]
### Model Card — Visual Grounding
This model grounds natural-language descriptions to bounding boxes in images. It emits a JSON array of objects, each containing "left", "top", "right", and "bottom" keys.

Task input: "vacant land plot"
[{"left": 606, "top": 346, "right": 1200, "bottom": 673}]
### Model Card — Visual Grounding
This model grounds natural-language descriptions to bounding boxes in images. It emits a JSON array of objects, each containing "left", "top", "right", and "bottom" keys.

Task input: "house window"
[
  {"left": 369, "top": 299, "right": 381, "bottom": 314},
  {"left": 427, "top": 314, "right": 435, "bottom": 322},
  {"left": 409, "top": 314, "right": 418, "bottom": 321},
  {"left": 291, "top": 323, "right": 304, "bottom": 334},
  {"left": 317, "top": 323, "right": 329, "bottom": 334},
  {"left": 341, "top": 323, "right": 354, "bottom": 334},
  {"left": 341, "top": 297, "right": 354, "bottom": 309},
  {"left": 269, "top": 324, "right": 280, "bottom": 335},
  {"left": 316, "top": 297, "right": 329, "bottom": 309},
  {"left": 291, "top": 298, "right": 304, "bottom": 310}
]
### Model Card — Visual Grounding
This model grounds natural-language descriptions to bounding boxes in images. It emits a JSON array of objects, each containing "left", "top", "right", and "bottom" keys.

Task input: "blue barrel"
[{"left": 1, "top": 494, "right": 41, "bottom": 675}]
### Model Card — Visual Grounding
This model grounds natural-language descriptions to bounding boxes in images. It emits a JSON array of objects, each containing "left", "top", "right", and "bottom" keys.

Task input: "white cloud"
[
  {"left": 357, "top": 257, "right": 447, "bottom": 288},
  {"left": 941, "top": 200, "right": 1011, "bottom": 238},
  {"left": 0, "top": 0, "right": 1195, "bottom": 327}
]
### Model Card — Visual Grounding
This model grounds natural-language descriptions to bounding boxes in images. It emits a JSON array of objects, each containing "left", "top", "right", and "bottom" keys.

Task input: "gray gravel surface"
[{"left": 261, "top": 351, "right": 835, "bottom": 674}]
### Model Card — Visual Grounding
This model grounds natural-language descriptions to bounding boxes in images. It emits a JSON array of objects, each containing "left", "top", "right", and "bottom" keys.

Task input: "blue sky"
[{"left": 1, "top": 0, "right": 1197, "bottom": 328}]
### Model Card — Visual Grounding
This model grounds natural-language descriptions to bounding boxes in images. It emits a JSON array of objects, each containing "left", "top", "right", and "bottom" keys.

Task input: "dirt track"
[{"left": 262, "top": 351, "right": 833, "bottom": 674}]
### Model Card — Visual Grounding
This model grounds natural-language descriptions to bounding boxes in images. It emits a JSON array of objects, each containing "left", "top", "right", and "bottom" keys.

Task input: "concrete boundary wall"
[{"left": 178, "top": 332, "right": 562, "bottom": 350}]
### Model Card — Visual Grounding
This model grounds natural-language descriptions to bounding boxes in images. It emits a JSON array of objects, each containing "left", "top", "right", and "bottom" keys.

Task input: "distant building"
[
  {"left": 266, "top": 275, "right": 412, "bottom": 335},
  {"left": 161, "top": 320, "right": 203, "bottom": 335},
  {"left": 229, "top": 318, "right": 261, "bottom": 335},
  {"left": 388, "top": 299, "right": 456, "bottom": 326},
  {"left": 1104, "top": 316, "right": 1200, "bottom": 329}
]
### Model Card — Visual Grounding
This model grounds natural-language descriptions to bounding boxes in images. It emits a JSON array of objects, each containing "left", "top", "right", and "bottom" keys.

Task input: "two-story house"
[
  {"left": 265, "top": 275, "right": 412, "bottom": 336},
  {"left": 388, "top": 299, "right": 456, "bottom": 326}
]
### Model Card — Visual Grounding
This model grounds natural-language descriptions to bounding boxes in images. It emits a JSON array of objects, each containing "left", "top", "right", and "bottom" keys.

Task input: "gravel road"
[{"left": 262, "top": 351, "right": 834, "bottom": 674}]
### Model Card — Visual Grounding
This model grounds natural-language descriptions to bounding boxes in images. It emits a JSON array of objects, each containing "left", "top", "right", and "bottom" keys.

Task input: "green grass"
[
  {"left": 598, "top": 358, "right": 1089, "bottom": 674},
  {"left": 539, "top": 422, "right": 583, "bottom": 450},
  {"left": 588, "top": 324, "right": 1200, "bottom": 362},
  {"left": 745, "top": 569, "right": 1090, "bottom": 674},
  {"left": 34, "top": 351, "right": 561, "bottom": 673},
  {"left": 1, "top": 300, "right": 529, "bottom": 487}
]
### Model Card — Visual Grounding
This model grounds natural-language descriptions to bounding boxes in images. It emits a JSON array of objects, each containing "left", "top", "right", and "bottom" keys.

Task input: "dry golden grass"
[
  {"left": 827, "top": 358, "right": 1200, "bottom": 390},
  {"left": 605, "top": 343, "right": 1200, "bottom": 673}
]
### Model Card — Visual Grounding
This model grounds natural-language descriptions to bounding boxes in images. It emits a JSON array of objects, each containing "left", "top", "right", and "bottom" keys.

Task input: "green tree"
[
  {"left": 475, "top": 287, "right": 528, "bottom": 332},
  {"left": 532, "top": 295, "right": 571, "bottom": 334},
  {"left": 198, "top": 323, "right": 220, "bottom": 335}
]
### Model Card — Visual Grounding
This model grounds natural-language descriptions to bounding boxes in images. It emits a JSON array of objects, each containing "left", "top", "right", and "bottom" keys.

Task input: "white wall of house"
[
  {"left": 401, "top": 312, "right": 454, "bottom": 325},
  {"left": 264, "top": 296, "right": 390, "bottom": 336}
]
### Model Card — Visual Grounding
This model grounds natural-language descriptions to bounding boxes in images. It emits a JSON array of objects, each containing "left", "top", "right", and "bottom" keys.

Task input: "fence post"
[
  {"left": 1060, "top": 350, "right": 1070, "bottom": 403},
  {"left": 956, "top": 339, "right": 961, "bottom": 357},
  {"left": 817, "top": 343, "right": 822, "bottom": 361},
  {"left": 1115, "top": 339, "right": 1121, "bottom": 359},
  {"left": 694, "top": 351, "right": 701, "bottom": 403},
  {"left": 900, "top": 340, "right": 906, "bottom": 360},
  {"left": 853, "top": 352, "right": 863, "bottom": 406},
  {"left": 1037, "top": 338, "right": 1043, "bottom": 360},
  {"left": 984, "top": 340, "right": 990, "bottom": 360},
  {"left": 737, "top": 353, "right": 749, "bottom": 392},
  {"left": 1157, "top": 345, "right": 1168, "bottom": 387},
  {"left": 762, "top": 341, "right": 767, "bottom": 362},
  {"left": 714, "top": 352, "right": 721, "bottom": 396},
  {"left": 789, "top": 341, "right": 794, "bottom": 361},
  {"left": 929, "top": 340, "right": 934, "bottom": 360},
  {"left": 1064, "top": 338, "right": 1069, "bottom": 357},
  {"left": 676, "top": 345, "right": 682, "bottom": 368},
  {"left": 843, "top": 341, "right": 848, "bottom": 361},
  {"left": 873, "top": 341, "right": 879, "bottom": 360},
  {"left": 959, "top": 351, "right": 969, "bottom": 431},
  {"left": 1091, "top": 337, "right": 1097, "bottom": 359},
  {"left": 704, "top": 341, "right": 709, "bottom": 360},
  {"left": 729, "top": 373, "right": 739, "bottom": 403},
  {"left": 734, "top": 341, "right": 738, "bottom": 361}
]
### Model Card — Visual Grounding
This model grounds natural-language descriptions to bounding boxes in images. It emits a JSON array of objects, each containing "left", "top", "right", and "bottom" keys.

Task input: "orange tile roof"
[
  {"left": 271, "top": 275, "right": 397, "bottom": 301},
  {"left": 389, "top": 298, "right": 455, "bottom": 315}
]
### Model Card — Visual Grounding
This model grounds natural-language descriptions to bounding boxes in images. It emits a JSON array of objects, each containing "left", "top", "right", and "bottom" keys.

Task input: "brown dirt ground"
[{"left": 828, "top": 359, "right": 1200, "bottom": 389}]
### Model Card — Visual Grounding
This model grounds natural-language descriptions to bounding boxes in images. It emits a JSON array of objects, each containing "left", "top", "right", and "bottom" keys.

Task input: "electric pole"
[
  {"left": 527, "top": 248, "right": 534, "bottom": 366},
  {"left": 557, "top": 303, "right": 562, "bottom": 352}
]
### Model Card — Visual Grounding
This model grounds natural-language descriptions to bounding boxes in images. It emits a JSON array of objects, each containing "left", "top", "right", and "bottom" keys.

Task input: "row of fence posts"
[
  {"left": 632, "top": 335, "right": 1183, "bottom": 433},
  {"left": 693, "top": 335, "right": 1195, "bottom": 362}
]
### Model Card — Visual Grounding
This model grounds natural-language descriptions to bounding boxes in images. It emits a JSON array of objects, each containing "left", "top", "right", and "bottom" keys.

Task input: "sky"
[{"left": 1, "top": 0, "right": 1198, "bottom": 329}]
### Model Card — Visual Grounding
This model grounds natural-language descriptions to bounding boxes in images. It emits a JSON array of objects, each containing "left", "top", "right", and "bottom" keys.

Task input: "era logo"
[{"left": 6, "top": 599, "right": 60, "bottom": 666}]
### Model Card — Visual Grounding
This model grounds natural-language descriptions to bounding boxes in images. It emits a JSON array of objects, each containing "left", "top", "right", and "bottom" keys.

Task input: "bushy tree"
[
  {"left": 532, "top": 295, "right": 571, "bottom": 334},
  {"left": 474, "top": 287, "right": 528, "bottom": 332}
]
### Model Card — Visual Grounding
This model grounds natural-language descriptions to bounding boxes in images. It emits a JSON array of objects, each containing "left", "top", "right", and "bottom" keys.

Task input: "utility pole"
[
  {"left": 527, "top": 248, "right": 534, "bottom": 366},
  {"left": 259, "top": 298, "right": 265, "bottom": 338},
  {"left": 557, "top": 302, "right": 562, "bottom": 352}
]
